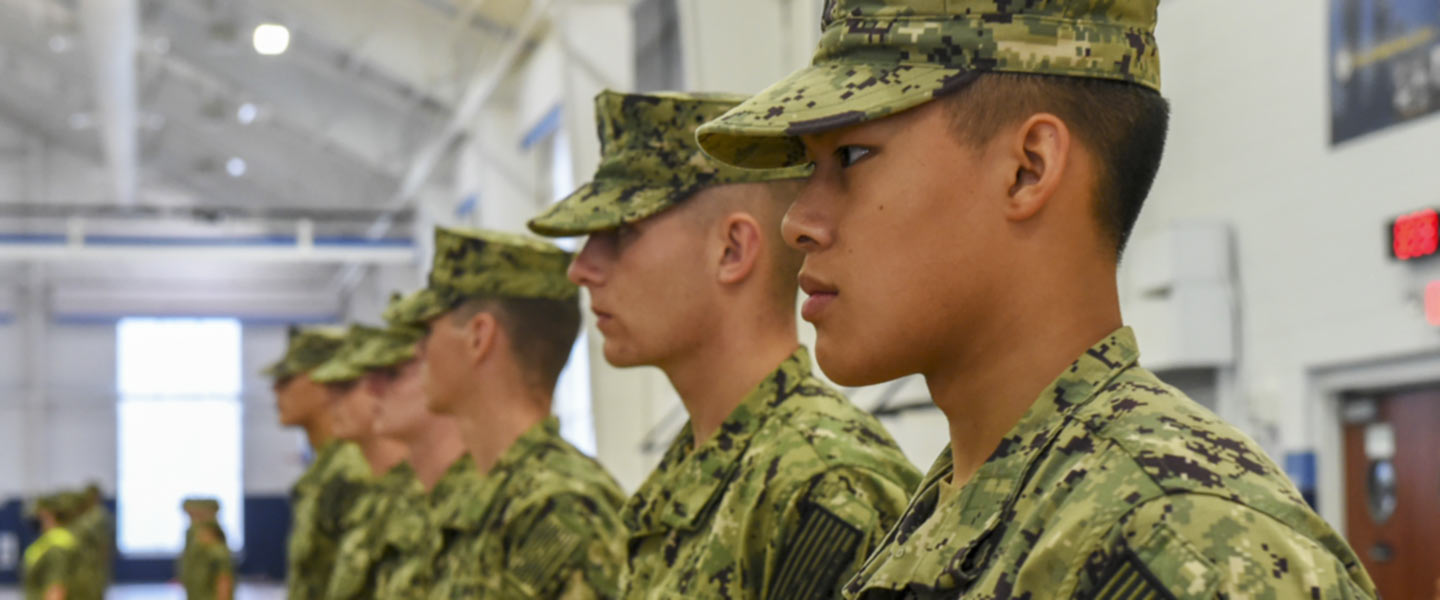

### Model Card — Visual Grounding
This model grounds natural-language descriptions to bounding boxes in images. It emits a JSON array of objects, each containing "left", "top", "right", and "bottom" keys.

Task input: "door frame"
[{"left": 1309, "top": 349, "right": 1440, "bottom": 534}]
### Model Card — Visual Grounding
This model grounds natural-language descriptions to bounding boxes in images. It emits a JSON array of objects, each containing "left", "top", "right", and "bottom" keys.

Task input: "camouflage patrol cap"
[
  {"left": 389, "top": 227, "right": 578, "bottom": 326},
  {"left": 311, "top": 324, "right": 388, "bottom": 384},
  {"left": 182, "top": 497, "right": 221, "bottom": 513},
  {"left": 528, "top": 91, "right": 809, "bottom": 237},
  {"left": 351, "top": 323, "right": 425, "bottom": 372},
  {"left": 696, "top": 0, "right": 1162, "bottom": 169},
  {"left": 384, "top": 288, "right": 449, "bottom": 329},
  {"left": 262, "top": 325, "right": 348, "bottom": 381},
  {"left": 49, "top": 492, "right": 86, "bottom": 522}
]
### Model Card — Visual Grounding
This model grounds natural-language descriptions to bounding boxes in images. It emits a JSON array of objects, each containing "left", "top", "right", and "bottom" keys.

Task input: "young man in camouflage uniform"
[
  {"left": 309, "top": 324, "right": 416, "bottom": 600},
  {"left": 696, "top": 0, "right": 1379, "bottom": 597},
  {"left": 69, "top": 485, "right": 112, "bottom": 600},
  {"left": 177, "top": 501, "right": 234, "bottom": 600},
  {"left": 365, "top": 297, "right": 470, "bottom": 600},
  {"left": 388, "top": 226, "right": 627, "bottom": 599},
  {"left": 529, "top": 90, "right": 921, "bottom": 600},
  {"left": 265, "top": 325, "right": 371, "bottom": 600},
  {"left": 176, "top": 498, "right": 221, "bottom": 587},
  {"left": 23, "top": 494, "right": 80, "bottom": 600}
]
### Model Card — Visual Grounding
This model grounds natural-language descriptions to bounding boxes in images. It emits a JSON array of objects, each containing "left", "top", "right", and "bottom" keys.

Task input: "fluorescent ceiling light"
[
  {"left": 236, "top": 103, "right": 258, "bottom": 125},
  {"left": 252, "top": 24, "right": 290, "bottom": 56}
]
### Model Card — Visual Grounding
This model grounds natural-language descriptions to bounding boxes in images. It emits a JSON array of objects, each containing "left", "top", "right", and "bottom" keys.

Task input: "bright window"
[{"left": 116, "top": 318, "right": 244, "bottom": 555}]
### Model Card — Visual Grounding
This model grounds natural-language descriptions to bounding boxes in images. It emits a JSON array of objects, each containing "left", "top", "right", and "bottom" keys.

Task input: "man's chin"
[
  {"left": 601, "top": 343, "right": 649, "bottom": 369},
  {"left": 815, "top": 340, "right": 901, "bottom": 387}
]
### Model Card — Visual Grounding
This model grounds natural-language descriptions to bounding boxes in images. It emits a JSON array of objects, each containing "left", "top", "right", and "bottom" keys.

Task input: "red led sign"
[
  {"left": 1392, "top": 209, "right": 1440, "bottom": 261},
  {"left": 1428, "top": 282, "right": 1440, "bottom": 327}
]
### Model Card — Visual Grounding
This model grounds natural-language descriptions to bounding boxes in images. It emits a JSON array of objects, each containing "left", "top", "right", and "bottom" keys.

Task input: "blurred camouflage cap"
[
  {"left": 389, "top": 227, "right": 577, "bottom": 326},
  {"left": 262, "top": 325, "right": 347, "bottom": 381},
  {"left": 384, "top": 288, "right": 451, "bottom": 329},
  {"left": 528, "top": 90, "right": 809, "bottom": 237},
  {"left": 697, "top": 0, "right": 1162, "bottom": 169},
  {"left": 352, "top": 298, "right": 425, "bottom": 370},
  {"left": 48, "top": 492, "right": 86, "bottom": 521},
  {"left": 182, "top": 497, "right": 221, "bottom": 513},
  {"left": 311, "top": 324, "right": 388, "bottom": 384}
]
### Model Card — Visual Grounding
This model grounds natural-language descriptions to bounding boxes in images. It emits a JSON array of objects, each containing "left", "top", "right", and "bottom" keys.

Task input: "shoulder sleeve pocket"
[
  {"left": 1091, "top": 549, "right": 1177, "bottom": 600},
  {"left": 767, "top": 502, "right": 865, "bottom": 600},
  {"left": 1079, "top": 502, "right": 1220, "bottom": 600}
]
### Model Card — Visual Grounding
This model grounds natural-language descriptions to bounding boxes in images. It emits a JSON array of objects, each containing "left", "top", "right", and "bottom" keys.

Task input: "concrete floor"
[{"left": 0, "top": 583, "right": 285, "bottom": 599}]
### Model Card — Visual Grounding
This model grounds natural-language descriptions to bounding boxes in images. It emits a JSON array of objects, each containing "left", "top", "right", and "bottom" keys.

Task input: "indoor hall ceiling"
[{"left": 0, "top": 0, "right": 534, "bottom": 217}]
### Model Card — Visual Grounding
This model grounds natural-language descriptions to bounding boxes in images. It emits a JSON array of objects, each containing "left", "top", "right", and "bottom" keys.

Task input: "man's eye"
[{"left": 837, "top": 146, "right": 872, "bottom": 168}]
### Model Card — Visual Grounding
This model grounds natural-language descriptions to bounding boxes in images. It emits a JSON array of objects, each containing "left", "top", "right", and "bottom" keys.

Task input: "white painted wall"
[
  {"left": 1128, "top": 0, "right": 1440, "bottom": 528},
  {"left": 0, "top": 321, "right": 312, "bottom": 499},
  {"left": 0, "top": 262, "right": 413, "bottom": 501}
]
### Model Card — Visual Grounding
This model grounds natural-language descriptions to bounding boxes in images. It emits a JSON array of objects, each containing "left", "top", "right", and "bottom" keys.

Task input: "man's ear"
[
  {"left": 463, "top": 310, "right": 499, "bottom": 366},
  {"left": 716, "top": 213, "right": 763, "bottom": 285},
  {"left": 1005, "top": 113, "right": 1071, "bottom": 222}
]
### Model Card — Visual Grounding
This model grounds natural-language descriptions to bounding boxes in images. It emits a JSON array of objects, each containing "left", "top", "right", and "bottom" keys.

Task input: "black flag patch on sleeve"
[
  {"left": 1092, "top": 550, "right": 1177, "bottom": 600},
  {"left": 767, "top": 503, "right": 864, "bottom": 600},
  {"left": 511, "top": 514, "right": 583, "bottom": 592}
]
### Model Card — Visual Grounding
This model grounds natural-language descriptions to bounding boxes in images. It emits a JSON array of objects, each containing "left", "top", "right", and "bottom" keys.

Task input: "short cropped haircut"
[
  {"left": 943, "top": 73, "right": 1170, "bottom": 257},
  {"left": 449, "top": 294, "right": 582, "bottom": 392}
]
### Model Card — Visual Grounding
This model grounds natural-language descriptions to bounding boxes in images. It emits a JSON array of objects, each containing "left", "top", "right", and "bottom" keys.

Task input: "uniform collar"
[
  {"left": 382, "top": 461, "right": 416, "bottom": 486},
  {"left": 625, "top": 347, "right": 811, "bottom": 536},
  {"left": 451, "top": 417, "right": 565, "bottom": 531},
  {"left": 856, "top": 328, "right": 1141, "bottom": 592}
]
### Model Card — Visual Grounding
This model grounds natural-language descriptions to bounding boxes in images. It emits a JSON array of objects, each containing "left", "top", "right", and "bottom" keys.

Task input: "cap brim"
[
  {"left": 528, "top": 182, "right": 677, "bottom": 237},
  {"left": 309, "top": 358, "right": 362, "bottom": 385},
  {"left": 384, "top": 288, "right": 454, "bottom": 328},
  {"left": 697, "top": 61, "right": 972, "bottom": 169}
]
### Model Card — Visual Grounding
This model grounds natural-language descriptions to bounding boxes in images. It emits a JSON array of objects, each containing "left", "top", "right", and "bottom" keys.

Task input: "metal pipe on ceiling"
[{"left": 79, "top": 0, "right": 139, "bottom": 206}]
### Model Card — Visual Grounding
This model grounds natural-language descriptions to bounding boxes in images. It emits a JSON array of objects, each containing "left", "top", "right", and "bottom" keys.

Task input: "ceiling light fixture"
[
  {"left": 236, "top": 103, "right": 258, "bottom": 125},
  {"left": 252, "top": 24, "right": 290, "bottom": 56},
  {"left": 226, "top": 157, "right": 247, "bottom": 178}
]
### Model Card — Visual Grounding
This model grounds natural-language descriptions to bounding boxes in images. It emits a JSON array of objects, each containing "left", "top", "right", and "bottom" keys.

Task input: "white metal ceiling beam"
[
  {"left": 391, "top": 0, "right": 552, "bottom": 207},
  {"left": 0, "top": 243, "right": 416, "bottom": 264},
  {"left": 79, "top": 0, "right": 138, "bottom": 206}
]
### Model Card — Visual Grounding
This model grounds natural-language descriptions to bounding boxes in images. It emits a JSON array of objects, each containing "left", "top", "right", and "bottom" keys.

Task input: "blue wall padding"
[
  {"left": 1284, "top": 451, "right": 1318, "bottom": 509},
  {"left": 239, "top": 495, "right": 291, "bottom": 581}
]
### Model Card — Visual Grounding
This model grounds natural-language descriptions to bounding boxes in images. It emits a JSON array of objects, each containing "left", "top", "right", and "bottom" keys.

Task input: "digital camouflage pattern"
[
  {"left": 327, "top": 462, "right": 426, "bottom": 600},
  {"left": 621, "top": 348, "right": 921, "bottom": 600},
  {"left": 388, "top": 227, "right": 578, "bottom": 327},
  {"left": 528, "top": 90, "right": 809, "bottom": 237},
  {"left": 178, "top": 527, "right": 233, "bottom": 600},
  {"left": 352, "top": 298, "right": 425, "bottom": 371},
  {"left": 263, "top": 325, "right": 348, "bottom": 381},
  {"left": 287, "top": 440, "right": 371, "bottom": 600},
  {"left": 177, "top": 501, "right": 220, "bottom": 598},
  {"left": 183, "top": 498, "right": 220, "bottom": 513},
  {"left": 843, "top": 328, "right": 1378, "bottom": 599},
  {"left": 372, "top": 455, "right": 478, "bottom": 600},
  {"left": 384, "top": 288, "right": 449, "bottom": 329},
  {"left": 69, "top": 497, "right": 113, "bottom": 600},
  {"left": 22, "top": 525, "right": 78, "bottom": 600},
  {"left": 430, "top": 418, "right": 627, "bottom": 599},
  {"left": 696, "top": 0, "right": 1162, "bottom": 169},
  {"left": 310, "top": 324, "right": 389, "bottom": 384}
]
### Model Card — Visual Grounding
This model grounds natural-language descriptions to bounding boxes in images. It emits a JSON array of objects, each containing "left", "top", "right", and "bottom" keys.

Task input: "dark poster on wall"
[{"left": 1330, "top": 0, "right": 1440, "bottom": 144}]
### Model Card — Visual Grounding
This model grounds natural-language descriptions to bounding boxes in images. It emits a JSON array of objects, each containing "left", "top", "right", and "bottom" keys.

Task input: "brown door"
[{"left": 1343, "top": 388, "right": 1440, "bottom": 598}]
